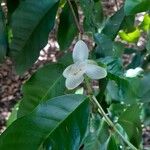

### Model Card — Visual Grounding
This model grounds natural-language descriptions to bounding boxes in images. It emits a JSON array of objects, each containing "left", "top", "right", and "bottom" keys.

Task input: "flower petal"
[
  {"left": 85, "top": 64, "right": 107, "bottom": 79},
  {"left": 125, "top": 67, "right": 143, "bottom": 78},
  {"left": 85, "top": 59, "right": 97, "bottom": 65},
  {"left": 65, "top": 75, "right": 84, "bottom": 90},
  {"left": 63, "top": 64, "right": 74, "bottom": 78},
  {"left": 63, "top": 62, "right": 86, "bottom": 78},
  {"left": 73, "top": 40, "right": 89, "bottom": 62}
]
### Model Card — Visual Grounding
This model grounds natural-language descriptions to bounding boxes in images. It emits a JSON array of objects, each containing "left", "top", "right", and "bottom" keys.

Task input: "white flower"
[
  {"left": 125, "top": 67, "right": 143, "bottom": 78},
  {"left": 63, "top": 40, "right": 107, "bottom": 90}
]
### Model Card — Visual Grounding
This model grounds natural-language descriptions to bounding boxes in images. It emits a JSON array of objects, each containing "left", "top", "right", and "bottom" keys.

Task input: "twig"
[{"left": 67, "top": 0, "right": 83, "bottom": 34}]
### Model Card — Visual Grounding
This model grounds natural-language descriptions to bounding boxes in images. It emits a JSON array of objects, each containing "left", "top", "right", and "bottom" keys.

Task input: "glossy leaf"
[
  {"left": 124, "top": 0, "right": 150, "bottom": 15},
  {"left": 10, "top": 0, "right": 59, "bottom": 74},
  {"left": 101, "top": 7, "right": 125, "bottom": 40},
  {"left": 18, "top": 63, "right": 65, "bottom": 118},
  {"left": 57, "top": 2, "right": 78, "bottom": 51},
  {"left": 139, "top": 73, "right": 150, "bottom": 102},
  {"left": 113, "top": 42, "right": 125, "bottom": 57},
  {"left": 80, "top": 0, "right": 103, "bottom": 32},
  {"left": 100, "top": 56, "right": 124, "bottom": 76},
  {"left": 106, "top": 134, "right": 119, "bottom": 150},
  {"left": 0, "top": 94, "right": 89, "bottom": 150},
  {"left": 107, "top": 77, "right": 140, "bottom": 104},
  {"left": 108, "top": 103, "right": 127, "bottom": 118},
  {"left": 127, "top": 52, "right": 144, "bottom": 69},
  {"left": 0, "top": 7, "right": 7, "bottom": 63},
  {"left": 118, "top": 104, "right": 142, "bottom": 147},
  {"left": 94, "top": 33, "right": 113, "bottom": 57},
  {"left": 100, "top": 57, "right": 140, "bottom": 104},
  {"left": 121, "top": 15, "right": 135, "bottom": 32},
  {"left": 83, "top": 118, "right": 110, "bottom": 150},
  {"left": 58, "top": 51, "right": 73, "bottom": 67}
]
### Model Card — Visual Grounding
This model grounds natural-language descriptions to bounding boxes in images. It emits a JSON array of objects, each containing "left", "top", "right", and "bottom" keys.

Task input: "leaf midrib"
[{"left": 40, "top": 75, "right": 63, "bottom": 102}]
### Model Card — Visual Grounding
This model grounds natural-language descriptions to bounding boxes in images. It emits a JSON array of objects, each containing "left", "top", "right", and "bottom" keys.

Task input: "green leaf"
[
  {"left": 18, "top": 63, "right": 65, "bottom": 118},
  {"left": 94, "top": 8, "right": 125, "bottom": 57},
  {"left": 80, "top": 0, "right": 104, "bottom": 32},
  {"left": 118, "top": 104, "right": 142, "bottom": 147},
  {"left": 146, "top": 31, "right": 150, "bottom": 52},
  {"left": 108, "top": 103, "right": 127, "bottom": 118},
  {"left": 7, "top": 102, "right": 19, "bottom": 126},
  {"left": 100, "top": 56, "right": 124, "bottom": 76},
  {"left": 107, "top": 77, "right": 140, "bottom": 104},
  {"left": 126, "top": 52, "right": 144, "bottom": 69},
  {"left": 101, "top": 7, "right": 125, "bottom": 40},
  {"left": 83, "top": 118, "right": 110, "bottom": 150},
  {"left": 113, "top": 42, "right": 125, "bottom": 57},
  {"left": 121, "top": 15, "right": 135, "bottom": 31},
  {"left": 0, "top": 94, "right": 89, "bottom": 150},
  {"left": 142, "top": 103, "right": 150, "bottom": 125},
  {"left": 119, "top": 28, "right": 141, "bottom": 43},
  {"left": 0, "top": 7, "right": 7, "bottom": 63},
  {"left": 94, "top": 33, "right": 113, "bottom": 57},
  {"left": 6, "top": 0, "right": 20, "bottom": 16},
  {"left": 106, "top": 134, "right": 119, "bottom": 150},
  {"left": 58, "top": 51, "right": 73, "bottom": 67},
  {"left": 100, "top": 57, "right": 140, "bottom": 104},
  {"left": 57, "top": 2, "right": 78, "bottom": 51},
  {"left": 140, "top": 14, "right": 150, "bottom": 32},
  {"left": 139, "top": 73, "right": 150, "bottom": 102},
  {"left": 124, "top": 0, "right": 150, "bottom": 15},
  {"left": 10, "top": 0, "right": 59, "bottom": 74}
]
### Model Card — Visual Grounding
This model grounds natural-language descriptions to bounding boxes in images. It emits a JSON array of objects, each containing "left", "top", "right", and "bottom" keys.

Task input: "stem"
[
  {"left": 84, "top": 78, "right": 138, "bottom": 150},
  {"left": 67, "top": 0, "right": 83, "bottom": 34}
]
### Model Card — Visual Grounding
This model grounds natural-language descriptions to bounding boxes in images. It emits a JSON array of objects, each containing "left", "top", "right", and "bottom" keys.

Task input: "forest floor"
[{"left": 0, "top": 0, "right": 150, "bottom": 149}]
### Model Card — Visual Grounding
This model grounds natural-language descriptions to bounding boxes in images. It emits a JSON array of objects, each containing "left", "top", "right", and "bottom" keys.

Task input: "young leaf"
[
  {"left": 119, "top": 28, "right": 141, "bottom": 43},
  {"left": 57, "top": 1, "right": 78, "bottom": 51},
  {"left": 140, "top": 14, "right": 150, "bottom": 32},
  {"left": 18, "top": 63, "right": 65, "bottom": 118},
  {"left": 9, "top": 0, "right": 59, "bottom": 74},
  {"left": 0, "top": 94, "right": 89, "bottom": 150}
]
